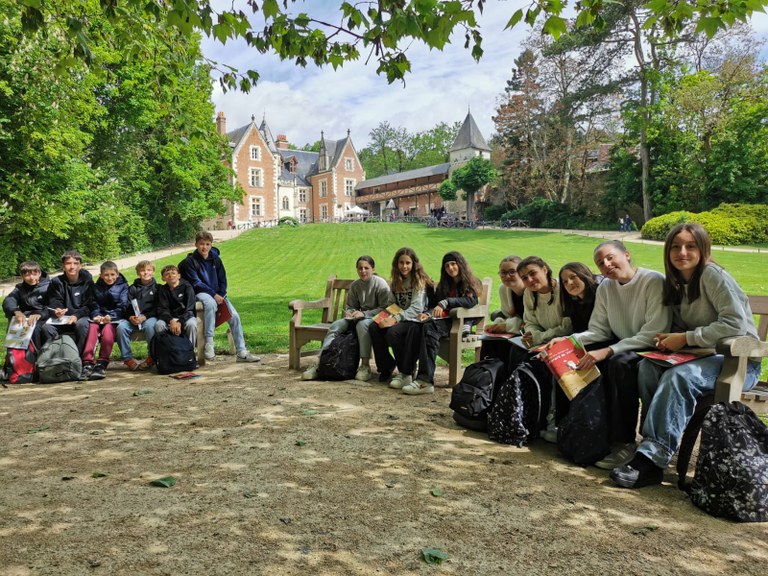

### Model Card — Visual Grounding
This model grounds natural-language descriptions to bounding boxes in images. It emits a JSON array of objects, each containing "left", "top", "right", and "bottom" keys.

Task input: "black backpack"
[
  {"left": 556, "top": 378, "right": 610, "bottom": 466},
  {"left": 450, "top": 358, "right": 507, "bottom": 431},
  {"left": 689, "top": 402, "right": 768, "bottom": 522},
  {"left": 317, "top": 329, "right": 359, "bottom": 380},
  {"left": 36, "top": 336, "right": 82, "bottom": 384},
  {"left": 151, "top": 332, "right": 197, "bottom": 375},
  {"left": 487, "top": 362, "right": 544, "bottom": 447}
]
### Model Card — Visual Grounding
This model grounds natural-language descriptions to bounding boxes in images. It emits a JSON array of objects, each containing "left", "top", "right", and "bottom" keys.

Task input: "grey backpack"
[{"left": 36, "top": 335, "right": 82, "bottom": 383}]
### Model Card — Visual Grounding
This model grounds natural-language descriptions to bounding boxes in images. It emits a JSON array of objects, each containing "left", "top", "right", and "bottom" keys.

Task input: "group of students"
[
  {"left": 302, "top": 223, "right": 762, "bottom": 490},
  {"left": 2, "top": 232, "right": 260, "bottom": 382}
]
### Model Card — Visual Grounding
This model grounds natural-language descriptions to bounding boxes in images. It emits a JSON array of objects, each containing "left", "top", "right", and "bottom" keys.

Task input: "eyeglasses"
[{"left": 499, "top": 270, "right": 518, "bottom": 278}]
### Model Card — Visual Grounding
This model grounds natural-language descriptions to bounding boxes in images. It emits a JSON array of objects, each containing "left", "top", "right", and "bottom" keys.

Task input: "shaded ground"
[{"left": 1, "top": 355, "right": 766, "bottom": 576}]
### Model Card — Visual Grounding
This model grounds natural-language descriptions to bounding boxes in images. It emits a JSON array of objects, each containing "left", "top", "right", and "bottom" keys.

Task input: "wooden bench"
[
  {"left": 288, "top": 275, "right": 493, "bottom": 386},
  {"left": 437, "top": 277, "right": 493, "bottom": 387},
  {"left": 677, "top": 294, "right": 768, "bottom": 487},
  {"left": 288, "top": 276, "right": 354, "bottom": 370}
]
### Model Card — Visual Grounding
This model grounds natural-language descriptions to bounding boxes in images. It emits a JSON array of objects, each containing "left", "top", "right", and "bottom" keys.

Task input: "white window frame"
[
  {"left": 249, "top": 145, "right": 260, "bottom": 161},
  {"left": 344, "top": 178, "right": 355, "bottom": 197},
  {"left": 344, "top": 157, "right": 353, "bottom": 171},
  {"left": 298, "top": 189, "right": 307, "bottom": 203},
  {"left": 320, "top": 204, "right": 328, "bottom": 220},
  {"left": 250, "top": 196, "right": 263, "bottom": 217},
  {"left": 298, "top": 208, "right": 307, "bottom": 223},
  {"left": 249, "top": 168, "right": 263, "bottom": 188},
  {"left": 319, "top": 180, "right": 328, "bottom": 198},
  {"left": 282, "top": 196, "right": 290, "bottom": 210}
]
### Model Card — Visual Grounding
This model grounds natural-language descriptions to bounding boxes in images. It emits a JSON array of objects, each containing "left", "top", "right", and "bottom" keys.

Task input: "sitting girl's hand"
[
  {"left": 521, "top": 332, "right": 534, "bottom": 348},
  {"left": 484, "top": 322, "right": 505, "bottom": 334},
  {"left": 432, "top": 306, "right": 446, "bottom": 318},
  {"left": 347, "top": 311, "right": 364, "bottom": 320},
  {"left": 655, "top": 332, "right": 686, "bottom": 352},
  {"left": 416, "top": 312, "right": 430, "bottom": 322},
  {"left": 544, "top": 336, "right": 566, "bottom": 350}
]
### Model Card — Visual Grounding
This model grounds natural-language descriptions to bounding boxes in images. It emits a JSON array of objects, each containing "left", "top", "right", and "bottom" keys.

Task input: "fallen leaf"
[
  {"left": 422, "top": 547, "right": 449, "bottom": 564},
  {"left": 91, "top": 472, "right": 107, "bottom": 478},
  {"left": 27, "top": 425, "right": 49, "bottom": 434},
  {"left": 302, "top": 409, "right": 319, "bottom": 416},
  {"left": 132, "top": 389, "right": 153, "bottom": 396},
  {"left": 149, "top": 476, "right": 177, "bottom": 488},
  {"left": 243, "top": 492, "right": 256, "bottom": 498},
  {"left": 431, "top": 488, "right": 444, "bottom": 497},
  {"left": 295, "top": 440, "right": 307, "bottom": 446}
]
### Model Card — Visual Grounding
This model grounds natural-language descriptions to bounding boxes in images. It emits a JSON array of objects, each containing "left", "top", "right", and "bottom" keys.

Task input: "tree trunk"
[{"left": 466, "top": 190, "right": 476, "bottom": 220}]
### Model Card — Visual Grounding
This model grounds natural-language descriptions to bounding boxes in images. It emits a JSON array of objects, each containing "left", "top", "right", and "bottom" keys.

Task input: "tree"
[
  {"left": 451, "top": 156, "right": 497, "bottom": 218},
  {"left": 18, "top": 1, "right": 767, "bottom": 90}
]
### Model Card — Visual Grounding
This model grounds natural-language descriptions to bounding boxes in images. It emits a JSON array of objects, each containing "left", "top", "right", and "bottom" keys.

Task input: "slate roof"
[
  {"left": 357, "top": 162, "right": 450, "bottom": 189},
  {"left": 278, "top": 149, "right": 319, "bottom": 186},
  {"left": 450, "top": 111, "right": 491, "bottom": 152}
]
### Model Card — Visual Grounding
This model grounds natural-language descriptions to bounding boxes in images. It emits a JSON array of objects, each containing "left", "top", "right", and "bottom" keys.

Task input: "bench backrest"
[
  {"left": 749, "top": 295, "right": 768, "bottom": 343},
  {"left": 322, "top": 276, "right": 354, "bottom": 323}
]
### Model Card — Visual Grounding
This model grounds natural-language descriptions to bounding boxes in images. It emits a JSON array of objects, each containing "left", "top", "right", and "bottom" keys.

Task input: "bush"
[
  {"left": 366, "top": 217, "right": 381, "bottom": 223},
  {"left": 641, "top": 203, "right": 768, "bottom": 245},
  {"left": 278, "top": 216, "right": 299, "bottom": 227},
  {"left": 504, "top": 198, "right": 607, "bottom": 230},
  {"left": 484, "top": 204, "right": 507, "bottom": 221}
]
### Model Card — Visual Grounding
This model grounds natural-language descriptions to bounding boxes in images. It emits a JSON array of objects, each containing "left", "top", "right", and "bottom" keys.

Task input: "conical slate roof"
[{"left": 449, "top": 111, "right": 491, "bottom": 153}]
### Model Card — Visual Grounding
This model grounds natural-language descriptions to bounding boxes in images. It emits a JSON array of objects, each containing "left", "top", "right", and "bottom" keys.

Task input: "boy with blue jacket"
[{"left": 178, "top": 231, "right": 259, "bottom": 362}]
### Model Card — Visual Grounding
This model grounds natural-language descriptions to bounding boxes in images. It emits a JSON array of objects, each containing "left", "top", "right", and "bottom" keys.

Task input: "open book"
[
  {"left": 638, "top": 348, "right": 715, "bottom": 367},
  {"left": 480, "top": 327, "right": 519, "bottom": 341},
  {"left": 538, "top": 336, "right": 600, "bottom": 400},
  {"left": 46, "top": 315, "right": 73, "bottom": 326},
  {"left": 373, "top": 304, "right": 403, "bottom": 325},
  {"left": 4, "top": 318, "right": 35, "bottom": 350}
]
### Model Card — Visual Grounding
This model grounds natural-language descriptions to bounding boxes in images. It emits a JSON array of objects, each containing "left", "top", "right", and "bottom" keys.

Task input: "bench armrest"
[
  {"left": 716, "top": 335, "right": 768, "bottom": 359},
  {"left": 289, "top": 298, "right": 331, "bottom": 312},
  {"left": 449, "top": 304, "right": 487, "bottom": 321}
]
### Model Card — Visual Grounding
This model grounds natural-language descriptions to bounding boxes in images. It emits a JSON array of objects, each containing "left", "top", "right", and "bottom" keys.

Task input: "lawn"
[{"left": 151, "top": 223, "right": 768, "bottom": 355}]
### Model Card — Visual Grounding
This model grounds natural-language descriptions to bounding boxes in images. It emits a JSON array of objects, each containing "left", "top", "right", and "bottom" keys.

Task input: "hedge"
[{"left": 641, "top": 203, "right": 768, "bottom": 245}]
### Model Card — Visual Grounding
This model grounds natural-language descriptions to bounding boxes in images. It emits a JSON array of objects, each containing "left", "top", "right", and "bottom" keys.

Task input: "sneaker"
[
  {"left": 389, "top": 374, "right": 411, "bottom": 389},
  {"left": 204, "top": 342, "right": 215, "bottom": 360},
  {"left": 402, "top": 379, "right": 434, "bottom": 395},
  {"left": 89, "top": 361, "right": 107, "bottom": 381},
  {"left": 610, "top": 454, "right": 664, "bottom": 489},
  {"left": 138, "top": 357, "right": 154, "bottom": 371},
  {"left": 355, "top": 365, "right": 372, "bottom": 381},
  {"left": 540, "top": 426, "right": 558, "bottom": 444},
  {"left": 302, "top": 365, "right": 320, "bottom": 380},
  {"left": 79, "top": 363, "right": 94, "bottom": 381},
  {"left": 594, "top": 442, "right": 637, "bottom": 470},
  {"left": 237, "top": 351, "right": 261, "bottom": 363},
  {"left": 124, "top": 359, "right": 139, "bottom": 371}
]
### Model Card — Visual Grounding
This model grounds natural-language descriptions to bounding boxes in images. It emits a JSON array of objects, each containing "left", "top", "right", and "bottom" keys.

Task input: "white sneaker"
[
  {"left": 402, "top": 379, "right": 434, "bottom": 395},
  {"left": 595, "top": 443, "right": 637, "bottom": 470},
  {"left": 204, "top": 342, "right": 215, "bottom": 360},
  {"left": 302, "top": 365, "right": 319, "bottom": 380},
  {"left": 355, "top": 365, "right": 372, "bottom": 381},
  {"left": 237, "top": 351, "right": 261, "bottom": 363},
  {"left": 541, "top": 412, "right": 557, "bottom": 443},
  {"left": 389, "top": 374, "right": 411, "bottom": 389}
]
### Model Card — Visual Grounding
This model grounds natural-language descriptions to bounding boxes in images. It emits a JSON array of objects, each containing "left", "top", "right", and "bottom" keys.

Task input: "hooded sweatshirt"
[
  {"left": 3, "top": 272, "right": 51, "bottom": 320},
  {"left": 178, "top": 246, "right": 227, "bottom": 297},
  {"left": 46, "top": 269, "right": 94, "bottom": 320}
]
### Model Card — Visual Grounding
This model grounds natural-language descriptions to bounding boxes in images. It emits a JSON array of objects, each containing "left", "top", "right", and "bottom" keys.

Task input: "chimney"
[
  {"left": 276, "top": 134, "right": 289, "bottom": 150},
  {"left": 216, "top": 111, "right": 227, "bottom": 135}
]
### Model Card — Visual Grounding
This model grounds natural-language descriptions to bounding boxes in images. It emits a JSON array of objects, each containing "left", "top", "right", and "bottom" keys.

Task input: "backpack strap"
[{"left": 676, "top": 394, "right": 715, "bottom": 492}]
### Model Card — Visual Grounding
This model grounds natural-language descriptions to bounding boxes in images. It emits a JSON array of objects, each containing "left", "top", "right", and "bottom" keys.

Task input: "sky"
[{"left": 202, "top": 1, "right": 768, "bottom": 150}]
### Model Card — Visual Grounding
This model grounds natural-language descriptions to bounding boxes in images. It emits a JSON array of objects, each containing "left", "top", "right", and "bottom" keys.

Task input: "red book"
[
  {"left": 215, "top": 300, "right": 232, "bottom": 327},
  {"left": 638, "top": 348, "right": 715, "bottom": 367},
  {"left": 538, "top": 336, "right": 600, "bottom": 400}
]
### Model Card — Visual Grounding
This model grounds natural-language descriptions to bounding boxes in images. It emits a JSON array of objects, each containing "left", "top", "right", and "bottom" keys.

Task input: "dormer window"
[{"left": 249, "top": 145, "right": 261, "bottom": 161}]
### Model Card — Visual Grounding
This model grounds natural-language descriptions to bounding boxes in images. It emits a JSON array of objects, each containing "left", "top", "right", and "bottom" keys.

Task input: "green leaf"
[
  {"left": 542, "top": 15, "right": 568, "bottom": 39},
  {"left": 150, "top": 476, "right": 177, "bottom": 488},
  {"left": 302, "top": 409, "right": 319, "bottom": 416},
  {"left": 431, "top": 487, "right": 444, "bottom": 497},
  {"left": 695, "top": 17, "right": 723, "bottom": 38},
  {"left": 132, "top": 389, "right": 153, "bottom": 396},
  {"left": 262, "top": 0, "right": 280, "bottom": 19},
  {"left": 92, "top": 472, "right": 107, "bottom": 478},
  {"left": 422, "top": 547, "right": 449, "bottom": 564},
  {"left": 505, "top": 9, "right": 524, "bottom": 30},
  {"left": 295, "top": 440, "right": 307, "bottom": 446},
  {"left": 27, "top": 425, "right": 49, "bottom": 434},
  {"left": 243, "top": 491, "right": 256, "bottom": 498}
]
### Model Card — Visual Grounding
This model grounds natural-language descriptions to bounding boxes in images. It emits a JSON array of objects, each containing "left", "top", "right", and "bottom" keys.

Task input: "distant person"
[
  {"left": 624, "top": 214, "right": 632, "bottom": 232},
  {"left": 41, "top": 250, "right": 94, "bottom": 356},
  {"left": 155, "top": 265, "right": 197, "bottom": 346},
  {"left": 2, "top": 260, "right": 50, "bottom": 351},
  {"left": 178, "top": 231, "right": 260, "bottom": 362},
  {"left": 117, "top": 260, "right": 159, "bottom": 371},
  {"left": 81, "top": 261, "right": 129, "bottom": 380}
]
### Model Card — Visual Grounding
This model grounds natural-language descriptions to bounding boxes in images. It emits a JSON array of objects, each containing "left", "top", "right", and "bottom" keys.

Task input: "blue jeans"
[
  {"left": 116, "top": 318, "right": 158, "bottom": 360},
  {"left": 196, "top": 293, "right": 246, "bottom": 353},
  {"left": 323, "top": 318, "right": 376, "bottom": 358},
  {"left": 637, "top": 355, "right": 761, "bottom": 467}
]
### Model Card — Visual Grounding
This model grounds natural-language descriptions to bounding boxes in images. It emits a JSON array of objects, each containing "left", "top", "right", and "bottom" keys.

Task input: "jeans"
[
  {"left": 116, "top": 317, "right": 158, "bottom": 360},
  {"left": 637, "top": 355, "right": 761, "bottom": 467},
  {"left": 196, "top": 293, "right": 246, "bottom": 353},
  {"left": 155, "top": 318, "right": 197, "bottom": 347},
  {"left": 416, "top": 318, "right": 451, "bottom": 383},
  {"left": 83, "top": 322, "right": 117, "bottom": 364},
  {"left": 323, "top": 318, "right": 376, "bottom": 358}
]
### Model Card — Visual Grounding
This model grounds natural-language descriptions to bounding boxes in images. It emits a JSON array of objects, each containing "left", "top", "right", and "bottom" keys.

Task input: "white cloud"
[{"left": 204, "top": 2, "right": 768, "bottom": 149}]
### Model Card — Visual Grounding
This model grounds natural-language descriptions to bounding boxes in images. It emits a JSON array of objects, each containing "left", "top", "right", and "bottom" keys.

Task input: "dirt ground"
[{"left": 1, "top": 355, "right": 766, "bottom": 576}]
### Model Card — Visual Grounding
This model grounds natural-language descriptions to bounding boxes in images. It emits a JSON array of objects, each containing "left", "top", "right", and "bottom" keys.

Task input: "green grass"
[{"left": 150, "top": 223, "right": 768, "bottom": 355}]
